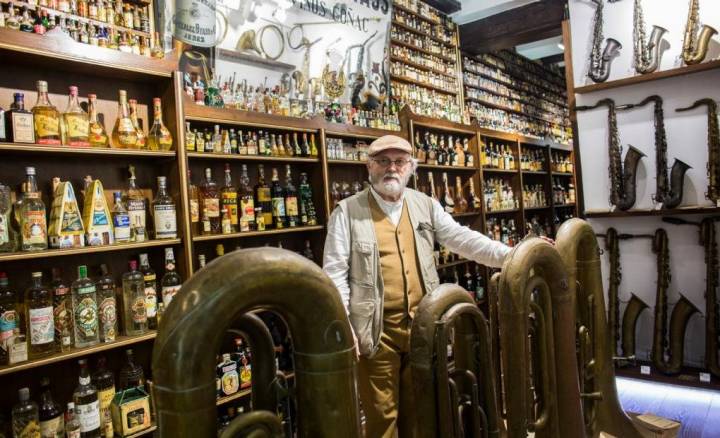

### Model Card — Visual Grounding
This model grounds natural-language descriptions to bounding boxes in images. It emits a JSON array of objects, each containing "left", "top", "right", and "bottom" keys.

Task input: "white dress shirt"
[{"left": 323, "top": 187, "right": 512, "bottom": 311}]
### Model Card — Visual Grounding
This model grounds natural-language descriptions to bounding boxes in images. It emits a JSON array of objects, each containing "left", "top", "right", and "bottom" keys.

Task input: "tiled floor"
[{"left": 617, "top": 377, "right": 720, "bottom": 438}]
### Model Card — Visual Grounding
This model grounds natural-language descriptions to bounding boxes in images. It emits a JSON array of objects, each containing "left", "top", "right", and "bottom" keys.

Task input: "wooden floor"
[{"left": 617, "top": 377, "right": 720, "bottom": 438}]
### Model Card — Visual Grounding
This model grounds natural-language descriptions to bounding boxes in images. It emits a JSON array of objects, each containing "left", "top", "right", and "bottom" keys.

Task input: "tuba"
[
  {"left": 633, "top": 0, "right": 667, "bottom": 74},
  {"left": 151, "top": 248, "right": 361, "bottom": 437},
  {"left": 676, "top": 99, "right": 720, "bottom": 204},
  {"left": 588, "top": 0, "right": 622, "bottom": 83},
  {"left": 576, "top": 99, "right": 646, "bottom": 210},
  {"left": 681, "top": 0, "right": 717, "bottom": 65}
]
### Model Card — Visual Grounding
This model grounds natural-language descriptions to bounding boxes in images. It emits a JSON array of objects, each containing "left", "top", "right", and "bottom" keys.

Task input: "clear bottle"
[
  {"left": 12, "top": 387, "right": 40, "bottom": 438},
  {"left": 283, "top": 165, "right": 298, "bottom": 228},
  {"left": 71, "top": 265, "right": 99, "bottom": 348},
  {"left": 121, "top": 261, "right": 147, "bottom": 336},
  {"left": 221, "top": 164, "right": 238, "bottom": 232},
  {"left": 26, "top": 271, "right": 55, "bottom": 358},
  {"left": 91, "top": 357, "right": 115, "bottom": 438},
  {"left": 111, "top": 191, "right": 131, "bottom": 243},
  {"left": 118, "top": 349, "right": 145, "bottom": 390},
  {"left": 111, "top": 90, "right": 137, "bottom": 148},
  {"left": 95, "top": 264, "right": 117, "bottom": 343},
  {"left": 200, "top": 168, "right": 220, "bottom": 235},
  {"left": 87, "top": 94, "right": 109, "bottom": 148},
  {"left": 160, "top": 247, "right": 182, "bottom": 308},
  {"left": 65, "top": 402, "right": 81, "bottom": 438},
  {"left": 147, "top": 97, "right": 173, "bottom": 151},
  {"left": 32, "top": 80, "right": 61, "bottom": 145},
  {"left": 51, "top": 268, "right": 74, "bottom": 351},
  {"left": 212, "top": 125, "right": 222, "bottom": 153},
  {"left": 453, "top": 176, "right": 468, "bottom": 213},
  {"left": 124, "top": 166, "right": 146, "bottom": 242},
  {"left": 0, "top": 272, "right": 18, "bottom": 365},
  {"left": 63, "top": 86, "right": 90, "bottom": 147},
  {"left": 152, "top": 176, "right": 177, "bottom": 239},
  {"left": 39, "top": 377, "right": 64, "bottom": 438},
  {"left": 238, "top": 164, "right": 255, "bottom": 232},
  {"left": 73, "top": 359, "right": 101, "bottom": 438},
  {"left": 128, "top": 99, "right": 146, "bottom": 149},
  {"left": 19, "top": 166, "right": 48, "bottom": 251},
  {"left": 138, "top": 253, "right": 157, "bottom": 330},
  {"left": 270, "top": 168, "right": 286, "bottom": 229}
]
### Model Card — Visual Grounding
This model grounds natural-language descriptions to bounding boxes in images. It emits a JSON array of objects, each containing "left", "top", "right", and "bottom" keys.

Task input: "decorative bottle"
[
  {"left": 32, "top": 80, "right": 61, "bottom": 145},
  {"left": 111, "top": 90, "right": 137, "bottom": 148}
]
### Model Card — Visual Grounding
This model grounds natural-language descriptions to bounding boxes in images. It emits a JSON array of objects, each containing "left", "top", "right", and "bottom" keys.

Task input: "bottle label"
[
  {"left": 53, "top": 298, "right": 72, "bottom": 346},
  {"left": 240, "top": 365, "right": 252, "bottom": 388},
  {"left": 0, "top": 213, "right": 8, "bottom": 245},
  {"left": 222, "top": 193, "right": 238, "bottom": 225},
  {"left": 285, "top": 196, "right": 298, "bottom": 216},
  {"left": 29, "top": 306, "right": 54, "bottom": 345},
  {"left": 75, "top": 295, "right": 98, "bottom": 338},
  {"left": 190, "top": 199, "right": 199, "bottom": 223},
  {"left": 153, "top": 204, "right": 177, "bottom": 238},
  {"left": 131, "top": 296, "right": 147, "bottom": 323},
  {"left": 162, "top": 285, "right": 181, "bottom": 307},
  {"left": 0, "top": 309, "right": 17, "bottom": 346},
  {"left": 113, "top": 213, "right": 131, "bottom": 240},
  {"left": 98, "top": 386, "right": 115, "bottom": 411},
  {"left": 23, "top": 210, "right": 47, "bottom": 245},
  {"left": 272, "top": 197, "right": 286, "bottom": 218},
  {"left": 144, "top": 285, "right": 157, "bottom": 318},
  {"left": 11, "top": 112, "right": 35, "bottom": 143},
  {"left": 65, "top": 114, "right": 90, "bottom": 142},
  {"left": 67, "top": 429, "right": 81, "bottom": 438},
  {"left": 221, "top": 367, "right": 239, "bottom": 395},
  {"left": 239, "top": 197, "right": 255, "bottom": 229},
  {"left": 77, "top": 400, "right": 101, "bottom": 433},
  {"left": 35, "top": 113, "right": 61, "bottom": 142},
  {"left": 203, "top": 198, "right": 219, "bottom": 218},
  {"left": 257, "top": 188, "right": 271, "bottom": 203},
  {"left": 40, "top": 415, "right": 64, "bottom": 438},
  {"left": 99, "top": 297, "right": 117, "bottom": 342}
]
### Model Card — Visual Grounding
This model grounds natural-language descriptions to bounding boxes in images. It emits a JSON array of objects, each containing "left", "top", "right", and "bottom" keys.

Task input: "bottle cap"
[
  {"left": 129, "top": 260, "right": 138, "bottom": 270},
  {"left": 25, "top": 166, "right": 36, "bottom": 175},
  {"left": 18, "top": 387, "right": 30, "bottom": 401},
  {"left": 78, "top": 265, "right": 87, "bottom": 278},
  {"left": 69, "top": 85, "right": 78, "bottom": 95}
]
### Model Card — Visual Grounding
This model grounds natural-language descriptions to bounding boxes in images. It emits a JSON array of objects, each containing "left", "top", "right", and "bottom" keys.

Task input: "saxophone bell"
[
  {"left": 590, "top": 38, "right": 622, "bottom": 83},
  {"left": 682, "top": 0, "right": 718, "bottom": 65}
]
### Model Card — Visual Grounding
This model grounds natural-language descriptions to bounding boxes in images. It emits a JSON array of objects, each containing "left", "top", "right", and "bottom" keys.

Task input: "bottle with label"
[
  {"left": 152, "top": 176, "right": 177, "bottom": 239},
  {"left": 161, "top": 247, "right": 182, "bottom": 307},
  {"left": 20, "top": 166, "right": 48, "bottom": 251},
  {"left": 184, "top": 122, "right": 195, "bottom": 151},
  {"left": 188, "top": 170, "right": 200, "bottom": 236},
  {"left": 65, "top": 402, "right": 81, "bottom": 438},
  {"left": 6, "top": 92, "right": 35, "bottom": 143},
  {"left": 238, "top": 164, "right": 255, "bottom": 232},
  {"left": 283, "top": 165, "right": 299, "bottom": 228},
  {"left": 453, "top": 176, "right": 468, "bottom": 213},
  {"left": 71, "top": 265, "right": 99, "bottom": 348},
  {"left": 51, "top": 268, "right": 74, "bottom": 351},
  {"left": 118, "top": 349, "right": 145, "bottom": 390},
  {"left": 91, "top": 357, "right": 115, "bottom": 438},
  {"left": 73, "top": 359, "right": 101, "bottom": 438},
  {"left": 147, "top": 97, "right": 173, "bottom": 151},
  {"left": 39, "top": 377, "right": 64, "bottom": 438},
  {"left": 62, "top": 86, "right": 90, "bottom": 147},
  {"left": 0, "top": 183, "right": 18, "bottom": 252},
  {"left": 95, "top": 265, "right": 117, "bottom": 343},
  {"left": 138, "top": 253, "right": 157, "bottom": 330},
  {"left": 111, "top": 90, "right": 138, "bottom": 148},
  {"left": 32, "top": 80, "right": 61, "bottom": 145},
  {"left": 111, "top": 191, "right": 131, "bottom": 243},
  {"left": 0, "top": 272, "right": 17, "bottom": 365},
  {"left": 200, "top": 168, "right": 220, "bottom": 235},
  {"left": 127, "top": 99, "right": 146, "bottom": 149},
  {"left": 221, "top": 164, "right": 238, "bottom": 232},
  {"left": 124, "top": 166, "right": 146, "bottom": 241},
  {"left": 440, "top": 172, "right": 455, "bottom": 214},
  {"left": 217, "top": 353, "right": 239, "bottom": 397},
  {"left": 298, "top": 172, "right": 317, "bottom": 226},
  {"left": 26, "top": 271, "right": 55, "bottom": 358},
  {"left": 270, "top": 168, "right": 286, "bottom": 229},
  {"left": 87, "top": 93, "right": 109, "bottom": 148},
  {"left": 121, "top": 261, "right": 147, "bottom": 336},
  {"left": 12, "top": 387, "right": 39, "bottom": 438}
]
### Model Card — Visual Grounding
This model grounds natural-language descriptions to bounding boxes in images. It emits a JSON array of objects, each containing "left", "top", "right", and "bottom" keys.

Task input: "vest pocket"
[
  {"left": 350, "top": 241, "right": 375, "bottom": 286},
  {"left": 348, "top": 298, "right": 376, "bottom": 355}
]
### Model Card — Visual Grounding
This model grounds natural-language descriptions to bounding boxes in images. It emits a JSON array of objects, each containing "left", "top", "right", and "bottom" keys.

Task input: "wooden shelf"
[
  {"left": 464, "top": 66, "right": 567, "bottom": 108},
  {"left": 482, "top": 168, "right": 518, "bottom": 175},
  {"left": 0, "top": 239, "right": 181, "bottom": 262},
  {"left": 524, "top": 206, "right": 550, "bottom": 211},
  {"left": 552, "top": 171, "right": 574, "bottom": 177},
  {"left": 574, "top": 59, "right": 720, "bottom": 94},
  {"left": 390, "top": 55, "right": 456, "bottom": 79},
  {"left": 391, "top": 20, "right": 455, "bottom": 49},
  {"left": 615, "top": 361, "right": 720, "bottom": 392},
  {"left": 323, "top": 123, "right": 402, "bottom": 140},
  {"left": 451, "top": 211, "right": 481, "bottom": 218},
  {"left": 521, "top": 170, "right": 548, "bottom": 175},
  {"left": 466, "top": 56, "right": 566, "bottom": 98},
  {"left": 392, "top": 3, "right": 441, "bottom": 26},
  {"left": 390, "top": 74, "right": 457, "bottom": 95},
  {"left": 0, "top": 332, "right": 157, "bottom": 376},
  {"left": 437, "top": 258, "right": 471, "bottom": 270},
  {"left": 584, "top": 206, "right": 720, "bottom": 218},
  {"left": 417, "top": 163, "right": 476, "bottom": 171},
  {"left": 0, "top": 142, "right": 176, "bottom": 157},
  {"left": 217, "top": 48, "right": 295, "bottom": 71},
  {"left": 126, "top": 424, "right": 157, "bottom": 438},
  {"left": 327, "top": 159, "right": 367, "bottom": 166},
  {"left": 184, "top": 98, "right": 319, "bottom": 132},
  {"left": 192, "top": 225, "right": 325, "bottom": 242},
  {"left": 555, "top": 203, "right": 576, "bottom": 208},
  {"left": 187, "top": 152, "right": 319, "bottom": 163},
  {"left": 486, "top": 208, "right": 520, "bottom": 214},
  {"left": 464, "top": 82, "right": 567, "bottom": 117},
  {"left": 390, "top": 38, "right": 456, "bottom": 63}
]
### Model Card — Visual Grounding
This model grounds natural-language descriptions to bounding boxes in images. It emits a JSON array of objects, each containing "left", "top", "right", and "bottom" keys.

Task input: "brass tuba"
[
  {"left": 151, "top": 248, "right": 360, "bottom": 437},
  {"left": 410, "top": 284, "right": 501, "bottom": 438},
  {"left": 633, "top": 0, "right": 667, "bottom": 74},
  {"left": 588, "top": 0, "right": 622, "bottom": 83},
  {"left": 677, "top": 99, "right": 720, "bottom": 204},
  {"left": 681, "top": 0, "right": 718, "bottom": 65}
]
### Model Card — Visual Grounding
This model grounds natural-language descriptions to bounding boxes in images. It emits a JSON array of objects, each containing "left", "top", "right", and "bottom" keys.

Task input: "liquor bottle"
[
  {"left": 247, "top": 132, "right": 258, "bottom": 155},
  {"left": 453, "top": 177, "right": 468, "bottom": 213},
  {"left": 292, "top": 132, "right": 301, "bottom": 156},
  {"left": 138, "top": 253, "right": 157, "bottom": 330},
  {"left": 197, "top": 254, "right": 206, "bottom": 269},
  {"left": 284, "top": 133, "right": 293, "bottom": 156},
  {"left": 63, "top": 86, "right": 90, "bottom": 147},
  {"left": 309, "top": 133, "right": 318, "bottom": 157},
  {"left": 118, "top": 349, "right": 145, "bottom": 390},
  {"left": 127, "top": 99, "right": 146, "bottom": 149},
  {"left": 474, "top": 265, "right": 485, "bottom": 302},
  {"left": 125, "top": 166, "right": 146, "bottom": 242},
  {"left": 50, "top": 268, "right": 73, "bottom": 352},
  {"left": 229, "top": 129, "right": 238, "bottom": 154},
  {"left": 238, "top": 164, "right": 255, "bottom": 232},
  {"left": 468, "top": 179, "right": 481, "bottom": 211},
  {"left": 302, "top": 240, "right": 314, "bottom": 260},
  {"left": 301, "top": 133, "right": 310, "bottom": 157},
  {"left": 12, "top": 388, "right": 39, "bottom": 438},
  {"left": 147, "top": 98, "right": 173, "bottom": 151},
  {"left": 111, "top": 90, "right": 138, "bottom": 148},
  {"left": 427, "top": 172, "right": 438, "bottom": 201},
  {"left": 71, "top": 265, "right": 99, "bottom": 348},
  {"left": 121, "top": 261, "right": 147, "bottom": 336},
  {"left": 211, "top": 125, "right": 222, "bottom": 153},
  {"left": 195, "top": 129, "right": 205, "bottom": 153},
  {"left": 298, "top": 172, "right": 317, "bottom": 226},
  {"left": 270, "top": 134, "right": 279, "bottom": 157},
  {"left": 73, "top": 359, "right": 101, "bottom": 437},
  {"left": 255, "top": 165, "right": 273, "bottom": 229},
  {"left": 39, "top": 377, "right": 64, "bottom": 438},
  {"left": 283, "top": 165, "right": 298, "bottom": 228},
  {"left": 0, "top": 272, "right": 17, "bottom": 365},
  {"left": 86, "top": 94, "right": 109, "bottom": 148},
  {"left": 187, "top": 170, "right": 200, "bottom": 236},
  {"left": 270, "top": 168, "right": 286, "bottom": 229},
  {"left": 26, "top": 271, "right": 55, "bottom": 358},
  {"left": 19, "top": 166, "right": 48, "bottom": 251},
  {"left": 65, "top": 402, "right": 81, "bottom": 438},
  {"left": 200, "top": 168, "right": 220, "bottom": 234},
  {"left": 221, "top": 164, "right": 238, "bottom": 232},
  {"left": 440, "top": 172, "right": 455, "bottom": 214},
  {"left": 32, "top": 80, "right": 61, "bottom": 145},
  {"left": 95, "top": 264, "right": 116, "bottom": 344},
  {"left": 184, "top": 122, "right": 195, "bottom": 151},
  {"left": 5, "top": 92, "right": 35, "bottom": 143},
  {"left": 91, "top": 357, "right": 114, "bottom": 438},
  {"left": 152, "top": 176, "right": 177, "bottom": 239},
  {"left": 160, "top": 248, "right": 181, "bottom": 307},
  {"left": 111, "top": 191, "right": 131, "bottom": 243},
  {"left": 237, "top": 130, "right": 248, "bottom": 155}
]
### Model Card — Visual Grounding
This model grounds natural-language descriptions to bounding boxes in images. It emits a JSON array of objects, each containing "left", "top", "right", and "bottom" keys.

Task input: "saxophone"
[
  {"left": 617, "top": 96, "right": 691, "bottom": 209},
  {"left": 576, "top": 99, "right": 646, "bottom": 210},
  {"left": 681, "top": 0, "right": 718, "bottom": 65},
  {"left": 677, "top": 99, "right": 720, "bottom": 204},
  {"left": 633, "top": 0, "right": 667, "bottom": 74},
  {"left": 605, "top": 228, "right": 622, "bottom": 357},
  {"left": 588, "top": 0, "right": 622, "bottom": 83}
]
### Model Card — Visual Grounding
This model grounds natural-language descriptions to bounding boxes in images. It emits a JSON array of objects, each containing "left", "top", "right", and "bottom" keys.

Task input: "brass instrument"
[
  {"left": 321, "top": 38, "right": 346, "bottom": 100},
  {"left": 650, "top": 228, "right": 700, "bottom": 375},
  {"left": 622, "top": 294, "right": 650, "bottom": 359},
  {"left": 576, "top": 99, "right": 646, "bottom": 210},
  {"left": 236, "top": 29, "right": 262, "bottom": 55},
  {"left": 681, "top": 0, "right": 717, "bottom": 65},
  {"left": 677, "top": 99, "right": 720, "bottom": 204},
  {"left": 497, "top": 237, "right": 584, "bottom": 437},
  {"left": 410, "top": 284, "right": 500, "bottom": 438},
  {"left": 556, "top": 219, "right": 645, "bottom": 437},
  {"left": 588, "top": 0, "right": 622, "bottom": 83},
  {"left": 604, "top": 228, "right": 623, "bottom": 356},
  {"left": 633, "top": 0, "right": 667, "bottom": 74},
  {"left": 151, "top": 248, "right": 360, "bottom": 437},
  {"left": 617, "top": 96, "right": 691, "bottom": 209}
]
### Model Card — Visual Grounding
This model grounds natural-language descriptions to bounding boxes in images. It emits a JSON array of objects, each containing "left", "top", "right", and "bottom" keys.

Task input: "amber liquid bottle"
[
  {"left": 147, "top": 97, "right": 173, "bottom": 151},
  {"left": 32, "top": 80, "right": 61, "bottom": 145},
  {"left": 87, "top": 94, "right": 109, "bottom": 148},
  {"left": 200, "top": 168, "right": 220, "bottom": 234},
  {"left": 111, "top": 90, "right": 138, "bottom": 148},
  {"left": 128, "top": 99, "right": 146, "bottom": 149},
  {"left": 254, "top": 165, "right": 273, "bottom": 229}
]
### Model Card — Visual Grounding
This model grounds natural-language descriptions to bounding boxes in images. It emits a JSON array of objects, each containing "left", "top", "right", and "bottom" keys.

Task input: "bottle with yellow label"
[
  {"left": 32, "top": 80, "right": 61, "bottom": 145},
  {"left": 62, "top": 86, "right": 90, "bottom": 147},
  {"left": 111, "top": 90, "right": 138, "bottom": 148},
  {"left": 87, "top": 94, "right": 109, "bottom": 148},
  {"left": 147, "top": 97, "right": 173, "bottom": 151}
]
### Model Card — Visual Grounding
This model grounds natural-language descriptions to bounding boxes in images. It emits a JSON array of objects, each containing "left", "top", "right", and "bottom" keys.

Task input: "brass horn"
[
  {"left": 622, "top": 294, "right": 650, "bottom": 360},
  {"left": 151, "top": 248, "right": 360, "bottom": 437},
  {"left": 682, "top": 0, "right": 718, "bottom": 65},
  {"left": 236, "top": 29, "right": 262, "bottom": 55}
]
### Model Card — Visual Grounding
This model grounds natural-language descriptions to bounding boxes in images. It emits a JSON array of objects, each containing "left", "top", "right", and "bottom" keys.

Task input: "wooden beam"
[
  {"left": 540, "top": 53, "right": 565, "bottom": 65},
  {"left": 423, "top": 0, "right": 461, "bottom": 15}
]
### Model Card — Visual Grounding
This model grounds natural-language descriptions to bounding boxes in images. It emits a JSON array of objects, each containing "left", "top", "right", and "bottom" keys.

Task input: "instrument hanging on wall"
[
  {"left": 236, "top": 29, "right": 262, "bottom": 55},
  {"left": 347, "top": 31, "right": 382, "bottom": 110},
  {"left": 681, "top": 0, "right": 718, "bottom": 65},
  {"left": 617, "top": 96, "right": 691, "bottom": 209},
  {"left": 588, "top": 0, "right": 622, "bottom": 83},
  {"left": 576, "top": 99, "right": 646, "bottom": 211},
  {"left": 321, "top": 37, "right": 347, "bottom": 101},
  {"left": 676, "top": 99, "right": 720, "bottom": 205},
  {"left": 633, "top": 0, "right": 667, "bottom": 74},
  {"left": 622, "top": 293, "right": 650, "bottom": 360}
]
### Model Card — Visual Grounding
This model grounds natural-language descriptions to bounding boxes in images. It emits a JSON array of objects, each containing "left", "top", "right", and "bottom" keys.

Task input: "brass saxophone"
[
  {"left": 576, "top": 99, "right": 646, "bottom": 210},
  {"left": 588, "top": 0, "right": 622, "bottom": 83},
  {"left": 681, "top": 0, "right": 718, "bottom": 65},
  {"left": 633, "top": 0, "right": 667, "bottom": 74},
  {"left": 605, "top": 228, "right": 622, "bottom": 356},
  {"left": 677, "top": 99, "right": 720, "bottom": 204},
  {"left": 622, "top": 293, "right": 650, "bottom": 359},
  {"left": 617, "top": 96, "right": 691, "bottom": 209}
]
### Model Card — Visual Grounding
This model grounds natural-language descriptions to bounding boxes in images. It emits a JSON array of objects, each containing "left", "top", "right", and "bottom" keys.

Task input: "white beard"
[{"left": 369, "top": 171, "right": 411, "bottom": 198}]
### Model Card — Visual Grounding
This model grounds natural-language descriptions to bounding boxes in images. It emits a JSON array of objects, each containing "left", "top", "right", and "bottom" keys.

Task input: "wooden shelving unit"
[
  {"left": 584, "top": 206, "right": 720, "bottom": 218},
  {"left": 192, "top": 226, "right": 324, "bottom": 242},
  {"left": 0, "top": 143, "right": 176, "bottom": 157},
  {"left": 0, "top": 239, "right": 181, "bottom": 262}
]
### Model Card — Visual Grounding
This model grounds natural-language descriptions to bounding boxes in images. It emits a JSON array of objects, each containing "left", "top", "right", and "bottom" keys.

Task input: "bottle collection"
[
  {"left": 553, "top": 178, "right": 576, "bottom": 205},
  {"left": 0, "top": 249, "right": 180, "bottom": 366},
  {"left": 413, "top": 130, "right": 475, "bottom": 168},
  {"left": 389, "top": 82, "right": 464, "bottom": 123},
  {"left": 391, "top": 7, "right": 455, "bottom": 46},
  {"left": 216, "top": 336, "right": 252, "bottom": 399},
  {"left": 325, "top": 138, "right": 370, "bottom": 162},
  {"left": 484, "top": 177, "right": 518, "bottom": 212},
  {"left": 520, "top": 147, "right": 546, "bottom": 172},
  {"left": 390, "top": 62, "right": 457, "bottom": 93},
  {"left": 197, "top": 240, "right": 316, "bottom": 270},
  {"left": 485, "top": 217, "right": 520, "bottom": 247},
  {"left": 525, "top": 215, "right": 552, "bottom": 238},
  {"left": 522, "top": 184, "right": 548, "bottom": 208},
  {"left": 550, "top": 151, "right": 574, "bottom": 173},
  {"left": 330, "top": 180, "right": 367, "bottom": 210},
  {"left": 480, "top": 141, "right": 516, "bottom": 170},
  {"left": 419, "top": 172, "right": 481, "bottom": 214},
  {"left": 390, "top": 26, "right": 454, "bottom": 60},
  {"left": 184, "top": 123, "right": 318, "bottom": 158},
  {"left": 464, "top": 86, "right": 567, "bottom": 127},
  {"left": 390, "top": 44, "right": 456, "bottom": 76},
  {"left": 437, "top": 262, "right": 486, "bottom": 303}
]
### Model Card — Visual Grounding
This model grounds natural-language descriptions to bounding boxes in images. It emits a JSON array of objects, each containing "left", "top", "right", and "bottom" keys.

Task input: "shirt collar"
[{"left": 369, "top": 186, "right": 404, "bottom": 209}]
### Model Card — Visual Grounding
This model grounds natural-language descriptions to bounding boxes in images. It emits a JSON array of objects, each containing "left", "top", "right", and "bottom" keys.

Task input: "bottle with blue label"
[{"left": 111, "top": 191, "right": 131, "bottom": 243}]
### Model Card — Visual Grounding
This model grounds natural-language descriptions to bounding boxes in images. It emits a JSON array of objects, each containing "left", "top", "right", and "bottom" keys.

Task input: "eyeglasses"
[{"left": 371, "top": 157, "right": 412, "bottom": 168}]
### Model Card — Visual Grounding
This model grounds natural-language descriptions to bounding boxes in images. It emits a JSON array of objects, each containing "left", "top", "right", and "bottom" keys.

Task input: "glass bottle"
[
  {"left": 298, "top": 172, "right": 316, "bottom": 226},
  {"left": 151, "top": 31, "right": 164, "bottom": 58},
  {"left": 111, "top": 90, "right": 137, "bottom": 148},
  {"left": 138, "top": 253, "right": 157, "bottom": 330},
  {"left": 95, "top": 264, "right": 117, "bottom": 343},
  {"left": 65, "top": 402, "right": 81, "bottom": 438},
  {"left": 0, "top": 272, "right": 17, "bottom": 365},
  {"left": 26, "top": 271, "right": 55, "bottom": 358},
  {"left": 221, "top": 164, "right": 238, "bottom": 232},
  {"left": 283, "top": 165, "right": 298, "bottom": 228},
  {"left": 270, "top": 168, "right": 286, "bottom": 229},
  {"left": 453, "top": 176, "right": 468, "bottom": 213},
  {"left": 147, "top": 97, "right": 173, "bottom": 151},
  {"left": 127, "top": 99, "right": 145, "bottom": 149},
  {"left": 6, "top": 92, "right": 35, "bottom": 143},
  {"left": 51, "top": 268, "right": 74, "bottom": 351},
  {"left": 152, "top": 176, "right": 177, "bottom": 240},
  {"left": 309, "top": 133, "right": 318, "bottom": 157},
  {"left": 73, "top": 359, "right": 101, "bottom": 438},
  {"left": 118, "top": 349, "right": 145, "bottom": 390},
  {"left": 184, "top": 122, "right": 195, "bottom": 151},
  {"left": 63, "top": 86, "right": 90, "bottom": 147},
  {"left": 39, "top": 377, "right": 64, "bottom": 438},
  {"left": 212, "top": 125, "right": 222, "bottom": 154},
  {"left": 32, "top": 80, "right": 61, "bottom": 145},
  {"left": 87, "top": 94, "right": 109, "bottom": 148},
  {"left": 0, "top": 183, "right": 18, "bottom": 252},
  {"left": 71, "top": 265, "right": 99, "bottom": 348},
  {"left": 12, "top": 388, "right": 39, "bottom": 438},
  {"left": 188, "top": 170, "right": 200, "bottom": 236},
  {"left": 238, "top": 164, "right": 255, "bottom": 232},
  {"left": 121, "top": 261, "right": 147, "bottom": 336},
  {"left": 110, "top": 191, "right": 130, "bottom": 243},
  {"left": 160, "top": 247, "right": 181, "bottom": 307},
  {"left": 440, "top": 172, "right": 455, "bottom": 213},
  {"left": 200, "top": 168, "right": 220, "bottom": 235},
  {"left": 20, "top": 167, "right": 48, "bottom": 251},
  {"left": 124, "top": 166, "right": 145, "bottom": 241},
  {"left": 91, "top": 357, "right": 115, "bottom": 438}
]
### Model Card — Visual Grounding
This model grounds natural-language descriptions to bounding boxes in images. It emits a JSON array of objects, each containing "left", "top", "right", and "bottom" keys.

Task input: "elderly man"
[{"left": 323, "top": 135, "right": 511, "bottom": 438}]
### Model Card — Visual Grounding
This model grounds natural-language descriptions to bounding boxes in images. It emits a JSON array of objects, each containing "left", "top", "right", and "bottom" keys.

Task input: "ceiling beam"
[
  {"left": 424, "top": 0, "right": 462, "bottom": 14},
  {"left": 459, "top": 0, "right": 565, "bottom": 54}
]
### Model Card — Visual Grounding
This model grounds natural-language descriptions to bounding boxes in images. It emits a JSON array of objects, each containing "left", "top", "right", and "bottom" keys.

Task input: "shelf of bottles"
[
  {"left": 462, "top": 50, "right": 572, "bottom": 145},
  {"left": 411, "top": 126, "right": 477, "bottom": 171},
  {"left": 389, "top": 0, "right": 464, "bottom": 123}
]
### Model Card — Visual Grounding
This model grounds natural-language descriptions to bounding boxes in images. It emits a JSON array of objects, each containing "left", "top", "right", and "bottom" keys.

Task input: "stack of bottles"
[
  {"left": 185, "top": 124, "right": 318, "bottom": 158},
  {"left": 480, "top": 141, "right": 516, "bottom": 170},
  {"left": 520, "top": 147, "right": 546, "bottom": 172},
  {"left": 325, "top": 138, "right": 369, "bottom": 162},
  {"left": 330, "top": 180, "right": 366, "bottom": 210},
  {"left": 483, "top": 178, "right": 518, "bottom": 212},
  {"left": 525, "top": 215, "right": 552, "bottom": 238},
  {"left": 550, "top": 151, "right": 574, "bottom": 173},
  {"left": 436, "top": 263, "right": 486, "bottom": 303},
  {"left": 552, "top": 178, "right": 576, "bottom": 205},
  {"left": 413, "top": 131, "right": 475, "bottom": 168},
  {"left": 421, "top": 172, "right": 482, "bottom": 214},
  {"left": 485, "top": 217, "right": 520, "bottom": 247},
  {"left": 523, "top": 184, "right": 548, "bottom": 208}
]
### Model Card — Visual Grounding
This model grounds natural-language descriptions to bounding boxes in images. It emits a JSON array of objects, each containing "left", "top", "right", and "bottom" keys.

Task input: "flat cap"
[{"left": 368, "top": 135, "right": 413, "bottom": 156}]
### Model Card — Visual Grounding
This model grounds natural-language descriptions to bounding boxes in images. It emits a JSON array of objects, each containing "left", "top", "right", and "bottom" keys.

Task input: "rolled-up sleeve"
[{"left": 322, "top": 207, "right": 351, "bottom": 313}]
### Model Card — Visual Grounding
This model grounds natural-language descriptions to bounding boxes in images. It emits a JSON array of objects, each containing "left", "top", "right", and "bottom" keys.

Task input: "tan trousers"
[{"left": 357, "top": 316, "right": 416, "bottom": 438}]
